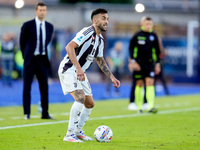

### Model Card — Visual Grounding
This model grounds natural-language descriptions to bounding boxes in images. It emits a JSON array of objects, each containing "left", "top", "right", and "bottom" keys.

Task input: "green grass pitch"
[{"left": 0, "top": 95, "right": 200, "bottom": 150}]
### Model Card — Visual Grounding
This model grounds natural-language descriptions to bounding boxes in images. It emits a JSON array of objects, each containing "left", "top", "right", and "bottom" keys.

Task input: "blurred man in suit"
[{"left": 20, "top": 2, "right": 54, "bottom": 119}]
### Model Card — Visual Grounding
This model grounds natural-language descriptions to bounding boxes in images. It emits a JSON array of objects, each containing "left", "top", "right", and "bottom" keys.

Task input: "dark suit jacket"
[{"left": 20, "top": 19, "right": 54, "bottom": 66}]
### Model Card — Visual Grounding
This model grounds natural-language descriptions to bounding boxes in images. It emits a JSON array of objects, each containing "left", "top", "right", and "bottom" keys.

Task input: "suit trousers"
[{"left": 23, "top": 55, "right": 49, "bottom": 117}]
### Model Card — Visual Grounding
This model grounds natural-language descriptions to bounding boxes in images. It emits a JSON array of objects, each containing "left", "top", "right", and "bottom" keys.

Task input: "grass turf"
[{"left": 0, "top": 95, "right": 200, "bottom": 150}]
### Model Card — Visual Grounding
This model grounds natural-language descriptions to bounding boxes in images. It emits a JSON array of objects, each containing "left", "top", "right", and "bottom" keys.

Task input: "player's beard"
[{"left": 98, "top": 23, "right": 107, "bottom": 32}]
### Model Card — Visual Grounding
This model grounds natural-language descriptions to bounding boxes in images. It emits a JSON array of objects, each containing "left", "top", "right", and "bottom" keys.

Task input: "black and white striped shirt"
[{"left": 61, "top": 25, "right": 104, "bottom": 73}]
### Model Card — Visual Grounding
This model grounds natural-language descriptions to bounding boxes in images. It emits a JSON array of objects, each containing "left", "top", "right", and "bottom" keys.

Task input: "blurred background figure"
[
  {"left": 128, "top": 16, "right": 161, "bottom": 113},
  {"left": 49, "top": 30, "right": 61, "bottom": 79},
  {"left": 0, "top": 32, "right": 17, "bottom": 87},
  {"left": 105, "top": 41, "right": 125, "bottom": 97},
  {"left": 20, "top": 2, "right": 54, "bottom": 120}
]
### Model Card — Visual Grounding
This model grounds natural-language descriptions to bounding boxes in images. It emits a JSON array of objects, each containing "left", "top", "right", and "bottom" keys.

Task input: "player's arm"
[
  {"left": 19, "top": 23, "right": 28, "bottom": 58},
  {"left": 154, "top": 35, "right": 161, "bottom": 75},
  {"left": 65, "top": 41, "right": 85, "bottom": 81},
  {"left": 96, "top": 57, "right": 120, "bottom": 88},
  {"left": 128, "top": 36, "right": 141, "bottom": 72}
]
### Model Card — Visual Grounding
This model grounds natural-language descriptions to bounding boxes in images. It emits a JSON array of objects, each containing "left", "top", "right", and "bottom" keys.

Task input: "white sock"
[
  {"left": 67, "top": 101, "right": 83, "bottom": 136},
  {"left": 76, "top": 105, "right": 92, "bottom": 132}
]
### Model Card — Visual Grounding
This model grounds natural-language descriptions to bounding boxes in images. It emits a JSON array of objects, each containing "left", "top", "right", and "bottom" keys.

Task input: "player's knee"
[
  {"left": 136, "top": 83, "right": 143, "bottom": 87},
  {"left": 146, "top": 83, "right": 154, "bottom": 86},
  {"left": 91, "top": 101, "right": 95, "bottom": 108},
  {"left": 137, "top": 84, "right": 143, "bottom": 87},
  {"left": 146, "top": 81, "right": 154, "bottom": 86},
  {"left": 136, "top": 80, "right": 143, "bottom": 87},
  {"left": 85, "top": 101, "right": 95, "bottom": 108}
]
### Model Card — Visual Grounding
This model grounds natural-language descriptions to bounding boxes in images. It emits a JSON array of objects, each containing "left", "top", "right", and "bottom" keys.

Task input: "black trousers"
[{"left": 23, "top": 55, "right": 49, "bottom": 117}]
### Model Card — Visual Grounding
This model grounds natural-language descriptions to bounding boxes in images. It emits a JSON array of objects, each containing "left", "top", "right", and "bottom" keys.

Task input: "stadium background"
[{"left": 0, "top": 0, "right": 200, "bottom": 106}]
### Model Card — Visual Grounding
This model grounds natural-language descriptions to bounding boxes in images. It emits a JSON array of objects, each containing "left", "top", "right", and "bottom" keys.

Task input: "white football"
[{"left": 94, "top": 125, "right": 113, "bottom": 142}]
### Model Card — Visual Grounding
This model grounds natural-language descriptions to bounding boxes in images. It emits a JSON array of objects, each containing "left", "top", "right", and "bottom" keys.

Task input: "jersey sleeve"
[
  {"left": 129, "top": 35, "right": 137, "bottom": 60},
  {"left": 72, "top": 27, "right": 92, "bottom": 46},
  {"left": 153, "top": 34, "right": 161, "bottom": 63}
]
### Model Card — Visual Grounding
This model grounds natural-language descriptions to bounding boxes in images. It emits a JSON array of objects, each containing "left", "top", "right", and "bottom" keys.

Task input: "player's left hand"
[
  {"left": 154, "top": 63, "right": 161, "bottom": 75},
  {"left": 111, "top": 77, "right": 121, "bottom": 88}
]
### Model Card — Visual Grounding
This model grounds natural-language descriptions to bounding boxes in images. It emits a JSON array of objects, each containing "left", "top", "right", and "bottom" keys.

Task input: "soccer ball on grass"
[{"left": 94, "top": 125, "right": 113, "bottom": 142}]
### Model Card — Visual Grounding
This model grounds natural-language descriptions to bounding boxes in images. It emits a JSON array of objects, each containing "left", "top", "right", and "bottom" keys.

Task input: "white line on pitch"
[
  {"left": 155, "top": 102, "right": 191, "bottom": 108},
  {"left": 8, "top": 112, "right": 70, "bottom": 120},
  {"left": 0, "top": 107, "right": 199, "bottom": 130},
  {"left": 4, "top": 102, "right": 191, "bottom": 121}
]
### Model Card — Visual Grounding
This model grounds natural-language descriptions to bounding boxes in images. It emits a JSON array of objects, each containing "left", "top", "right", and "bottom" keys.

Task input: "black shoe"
[
  {"left": 148, "top": 108, "right": 158, "bottom": 114},
  {"left": 137, "top": 110, "right": 143, "bottom": 114},
  {"left": 24, "top": 114, "right": 30, "bottom": 120},
  {"left": 41, "top": 115, "right": 55, "bottom": 120}
]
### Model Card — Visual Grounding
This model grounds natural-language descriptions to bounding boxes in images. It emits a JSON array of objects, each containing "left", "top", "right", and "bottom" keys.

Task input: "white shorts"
[{"left": 58, "top": 68, "right": 92, "bottom": 96}]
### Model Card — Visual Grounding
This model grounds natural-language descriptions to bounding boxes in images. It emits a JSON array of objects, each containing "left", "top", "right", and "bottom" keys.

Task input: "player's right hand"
[
  {"left": 128, "top": 62, "right": 141, "bottom": 72},
  {"left": 76, "top": 67, "right": 85, "bottom": 81}
]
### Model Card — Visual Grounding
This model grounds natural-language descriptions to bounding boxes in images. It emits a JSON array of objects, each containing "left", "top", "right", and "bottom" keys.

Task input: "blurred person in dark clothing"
[
  {"left": 128, "top": 38, "right": 169, "bottom": 111},
  {"left": 128, "top": 16, "right": 161, "bottom": 113},
  {"left": 1, "top": 32, "right": 17, "bottom": 87},
  {"left": 20, "top": 2, "right": 54, "bottom": 120}
]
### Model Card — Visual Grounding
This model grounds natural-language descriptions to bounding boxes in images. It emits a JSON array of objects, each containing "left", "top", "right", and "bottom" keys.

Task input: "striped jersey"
[{"left": 60, "top": 25, "right": 104, "bottom": 73}]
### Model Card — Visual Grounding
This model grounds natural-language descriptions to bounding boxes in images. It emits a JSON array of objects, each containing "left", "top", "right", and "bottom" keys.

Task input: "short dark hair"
[
  {"left": 145, "top": 17, "right": 152, "bottom": 21},
  {"left": 35, "top": 2, "right": 46, "bottom": 10},
  {"left": 141, "top": 16, "right": 153, "bottom": 24},
  {"left": 91, "top": 8, "right": 108, "bottom": 20}
]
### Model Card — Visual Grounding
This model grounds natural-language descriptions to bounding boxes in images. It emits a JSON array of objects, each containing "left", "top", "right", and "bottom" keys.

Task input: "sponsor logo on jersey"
[{"left": 138, "top": 40, "right": 145, "bottom": 45}]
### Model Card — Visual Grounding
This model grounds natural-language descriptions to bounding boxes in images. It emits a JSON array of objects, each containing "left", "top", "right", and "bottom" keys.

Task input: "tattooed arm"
[
  {"left": 96, "top": 57, "right": 121, "bottom": 88},
  {"left": 96, "top": 57, "right": 112, "bottom": 78}
]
